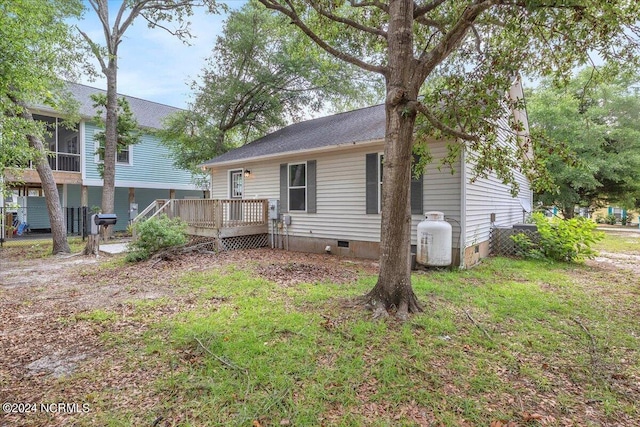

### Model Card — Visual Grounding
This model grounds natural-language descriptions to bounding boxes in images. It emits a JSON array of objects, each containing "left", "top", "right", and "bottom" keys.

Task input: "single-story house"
[{"left": 201, "top": 80, "right": 532, "bottom": 268}]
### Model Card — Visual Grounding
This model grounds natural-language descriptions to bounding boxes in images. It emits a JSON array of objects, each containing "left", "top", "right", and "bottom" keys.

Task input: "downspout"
[{"left": 459, "top": 145, "right": 467, "bottom": 269}]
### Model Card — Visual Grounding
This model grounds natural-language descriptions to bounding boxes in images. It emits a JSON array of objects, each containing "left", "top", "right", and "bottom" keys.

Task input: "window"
[
  {"left": 117, "top": 146, "right": 130, "bottom": 164},
  {"left": 95, "top": 134, "right": 131, "bottom": 165},
  {"left": 280, "top": 160, "right": 316, "bottom": 214},
  {"left": 288, "top": 162, "right": 306, "bottom": 211},
  {"left": 230, "top": 170, "right": 243, "bottom": 198},
  {"left": 366, "top": 152, "right": 423, "bottom": 215}
]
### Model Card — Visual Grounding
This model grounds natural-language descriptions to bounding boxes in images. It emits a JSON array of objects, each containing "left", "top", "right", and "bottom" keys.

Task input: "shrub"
[
  {"left": 605, "top": 214, "right": 618, "bottom": 225},
  {"left": 126, "top": 215, "right": 188, "bottom": 262},
  {"left": 510, "top": 212, "right": 603, "bottom": 263},
  {"left": 621, "top": 215, "right": 629, "bottom": 226}
]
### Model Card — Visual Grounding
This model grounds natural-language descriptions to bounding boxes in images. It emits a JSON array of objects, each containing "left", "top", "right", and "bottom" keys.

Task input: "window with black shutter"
[{"left": 366, "top": 153, "right": 423, "bottom": 214}]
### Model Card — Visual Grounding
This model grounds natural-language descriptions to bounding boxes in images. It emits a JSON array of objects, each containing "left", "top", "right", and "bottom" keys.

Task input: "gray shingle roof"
[
  {"left": 202, "top": 104, "right": 386, "bottom": 166},
  {"left": 61, "top": 82, "right": 181, "bottom": 130}
]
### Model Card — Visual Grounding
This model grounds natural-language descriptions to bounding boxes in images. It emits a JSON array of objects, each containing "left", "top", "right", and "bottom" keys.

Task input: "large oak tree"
[{"left": 257, "top": 0, "right": 640, "bottom": 319}]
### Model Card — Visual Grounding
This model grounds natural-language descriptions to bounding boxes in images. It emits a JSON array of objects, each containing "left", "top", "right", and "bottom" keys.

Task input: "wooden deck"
[{"left": 134, "top": 199, "right": 269, "bottom": 238}]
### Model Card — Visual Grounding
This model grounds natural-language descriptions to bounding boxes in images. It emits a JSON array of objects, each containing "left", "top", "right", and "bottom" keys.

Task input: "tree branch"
[
  {"left": 77, "top": 28, "right": 108, "bottom": 72},
  {"left": 258, "top": 0, "right": 387, "bottom": 76},
  {"left": 414, "top": 101, "right": 481, "bottom": 141},
  {"left": 350, "top": 0, "right": 389, "bottom": 12},
  {"left": 418, "top": 0, "right": 497, "bottom": 79},
  {"left": 415, "top": 15, "right": 446, "bottom": 32},
  {"left": 471, "top": 25, "right": 483, "bottom": 55},
  {"left": 309, "top": 0, "right": 387, "bottom": 39},
  {"left": 139, "top": 11, "right": 192, "bottom": 42},
  {"left": 413, "top": 0, "right": 446, "bottom": 19}
]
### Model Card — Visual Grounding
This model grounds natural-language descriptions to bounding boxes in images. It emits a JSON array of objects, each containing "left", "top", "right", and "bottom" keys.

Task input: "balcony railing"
[{"left": 47, "top": 153, "right": 80, "bottom": 172}]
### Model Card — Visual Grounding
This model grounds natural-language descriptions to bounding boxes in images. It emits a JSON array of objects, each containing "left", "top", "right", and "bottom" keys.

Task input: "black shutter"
[
  {"left": 410, "top": 155, "right": 424, "bottom": 215},
  {"left": 279, "top": 163, "right": 288, "bottom": 213},
  {"left": 366, "top": 153, "right": 378, "bottom": 214},
  {"left": 307, "top": 160, "right": 317, "bottom": 213}
]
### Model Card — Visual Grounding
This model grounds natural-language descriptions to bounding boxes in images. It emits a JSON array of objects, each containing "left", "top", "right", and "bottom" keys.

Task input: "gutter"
[{"left": 459, "top": 145, "right": 467, "bottom": 268}]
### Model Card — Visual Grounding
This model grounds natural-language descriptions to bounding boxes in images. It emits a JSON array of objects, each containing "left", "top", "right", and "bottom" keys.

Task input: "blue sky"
[{"left": 73, "top": 1, "right": 245, "bottom": 109}]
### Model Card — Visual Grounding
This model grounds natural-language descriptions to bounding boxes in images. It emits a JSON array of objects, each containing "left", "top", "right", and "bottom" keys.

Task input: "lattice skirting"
[
  {"left": 188, "top": 234, "right": 269, "bottom": 252},
  {"left": 490, "top": 227, "right": 540, "bottom": 257}
]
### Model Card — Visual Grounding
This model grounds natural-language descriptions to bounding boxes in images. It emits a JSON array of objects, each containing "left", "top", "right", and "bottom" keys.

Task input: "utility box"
[
  {"left": 268, "top": 199, "right": 280, "bottom": 220},
  {"left": 129, "top": 203, "right": 138, "bottom": 221}
]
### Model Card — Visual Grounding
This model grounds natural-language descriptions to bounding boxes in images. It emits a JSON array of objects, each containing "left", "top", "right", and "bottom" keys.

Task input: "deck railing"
[{"left": 133, "top": 199, "right": 269, "bottom": 231}]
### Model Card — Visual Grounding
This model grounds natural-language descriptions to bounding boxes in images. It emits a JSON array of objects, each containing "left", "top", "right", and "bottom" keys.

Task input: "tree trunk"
[
  {"left": 13, "top": 99, "right": 70, "bottom": 254},
  {"left": 365, "top": 0, "right": 422, "bottom": 320},
  {"left": 101, "top": 65, "right": 118, "bottom": 240},
  {"left": 562, "top": 205, "right": 575, "bottom": 219},
  {"left": 83, "top": 234, "right": 99, "bottom": 256}
]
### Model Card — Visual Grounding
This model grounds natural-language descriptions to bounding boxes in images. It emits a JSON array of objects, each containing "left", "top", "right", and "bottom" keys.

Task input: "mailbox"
[
  {"left": 90, "top": 213, "right": 117, "bottom": 235},
  {"left": 94, "top": 213, "right": 117, "bottom": 226}
]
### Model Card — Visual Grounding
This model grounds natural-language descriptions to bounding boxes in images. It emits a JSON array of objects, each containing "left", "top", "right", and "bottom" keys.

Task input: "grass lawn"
[{"left": 2, "top": 235, "right": 639, "bottom": 426}]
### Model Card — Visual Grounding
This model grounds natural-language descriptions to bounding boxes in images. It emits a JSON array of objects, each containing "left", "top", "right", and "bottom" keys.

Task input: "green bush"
[
  {"left": 605, "top": 214, "right": 618, "bottom": 225},
  {"left": 510, "top": 212, "right": 603, "bottom": 263},
  {"left": 126, "top": 215, "right": 188, "bottom": 262}
]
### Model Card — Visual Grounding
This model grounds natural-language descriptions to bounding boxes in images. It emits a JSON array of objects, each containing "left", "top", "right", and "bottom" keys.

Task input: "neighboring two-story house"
[{"left": 3, "top": 83, "right": 204, "bottom": 234}]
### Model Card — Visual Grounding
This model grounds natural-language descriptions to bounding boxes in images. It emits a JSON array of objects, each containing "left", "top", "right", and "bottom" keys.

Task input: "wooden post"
[
  {"left": 214, "top": 200, "right": 223, "bottom": 229},
  {"left": 169, "top": 189, "right": 176, "bottom": 199},
  {"left": 128, "top": 187, "right": 135, "bottom": 204}
]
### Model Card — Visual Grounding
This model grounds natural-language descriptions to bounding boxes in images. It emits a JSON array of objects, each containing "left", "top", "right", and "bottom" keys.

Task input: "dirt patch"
[
  {"left": 0, "top": 248, "right": 378, "bottom": 426},
  {"left": 255, "top": 261, "right": 362, "bottom": 286},
  {"left": 589, "top": 251, "right": 640, "bottom": 275}
]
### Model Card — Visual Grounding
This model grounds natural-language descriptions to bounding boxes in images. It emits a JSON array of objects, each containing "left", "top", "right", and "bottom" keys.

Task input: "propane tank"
[{"left": 416, "top": 211, "right": 452, "bottom": 267}]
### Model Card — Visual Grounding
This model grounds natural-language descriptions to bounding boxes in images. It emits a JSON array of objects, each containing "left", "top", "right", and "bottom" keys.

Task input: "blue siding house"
[{"left": 7, "top": 83, "right": 204, "bottom": 232}]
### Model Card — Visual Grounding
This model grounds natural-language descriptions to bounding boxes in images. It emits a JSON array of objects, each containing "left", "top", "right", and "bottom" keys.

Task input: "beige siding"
[{"left": 209, "top": 140, "right": 462, "bottom": 247}]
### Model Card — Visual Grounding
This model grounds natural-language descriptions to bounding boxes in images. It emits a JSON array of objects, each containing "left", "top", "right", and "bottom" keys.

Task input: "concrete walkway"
[
  {"left": 100, "top": 242, "right": 130, "bottom": 254},
  {"left": 597, "top": 226, "right": 640, "bottom": 234}
]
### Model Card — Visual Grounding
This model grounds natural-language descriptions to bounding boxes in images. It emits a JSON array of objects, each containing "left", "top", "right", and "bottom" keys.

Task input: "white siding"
[
  {"left": 464, "top": 114, "right": 532, "bottom": 247},
  {"left": 209, "top": 141, "right": 462, "bottom": 247},
  {"left": 420, "top": 142, "right": 462, "bottom": 248}
]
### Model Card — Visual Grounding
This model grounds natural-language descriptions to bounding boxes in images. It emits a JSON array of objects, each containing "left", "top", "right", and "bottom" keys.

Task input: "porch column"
[
  {"left": 81, "top": 185, "right": 88, "bottom": 207},
  {"left": 169, "top": 189, "right": 176, "bottom": 199},
  {"left": 62, "top": 184, "right": 68, "bottom": 209}
]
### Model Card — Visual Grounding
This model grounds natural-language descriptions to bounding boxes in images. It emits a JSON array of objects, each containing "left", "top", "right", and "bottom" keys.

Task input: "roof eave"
[{"left": 200, "top": 138, "right": 385, "bottom": 170}]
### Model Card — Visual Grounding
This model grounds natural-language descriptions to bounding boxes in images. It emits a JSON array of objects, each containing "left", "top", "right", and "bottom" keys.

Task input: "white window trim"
[
  {"left": 229, "top": 169, "right": 244, "bottom": 199},
  {"left": 288, "top": 161, "right": 307, "bottom": 212},
  {"left": 117, "top": 145, "right": 133, "bottom": 166},
  {"left": 94, "top": 130, "right": 133, "bottom": 166}
]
